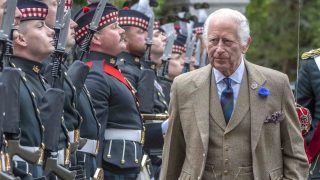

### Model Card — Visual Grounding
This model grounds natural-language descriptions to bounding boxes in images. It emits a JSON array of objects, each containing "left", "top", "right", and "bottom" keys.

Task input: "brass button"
[
  {"left": 224, "top": 170, "right": 228, "bottom": 174},
  {"left": 225, "top": 159, "right": 229, "bottom": 164}
]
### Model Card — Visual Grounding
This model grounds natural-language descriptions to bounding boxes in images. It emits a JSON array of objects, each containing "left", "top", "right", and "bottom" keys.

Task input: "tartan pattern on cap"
[
  {"left": 75, "top": 11, "right": 118, "bottom": 42},
  {"left": 172, "top": 45, "right": 186, "bottom": 54},
  {"left": 154, "top": 20, "right": 160, "bottom": 29},
  {"left": 20, "top": 7, "right": 48, "bottom": 19},
  {"left": 65, "top": 0, "right": 72, "bottom": 11},
  {"left": 118, "top": 16, "right": 148, "bottom": 31},
  {"left": 193, "top": 27, "right": 204, "bottom": 35}
]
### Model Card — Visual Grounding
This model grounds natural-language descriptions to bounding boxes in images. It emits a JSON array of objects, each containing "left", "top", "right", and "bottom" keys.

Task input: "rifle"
[
  {"left": 194, "top": 38, "right": 201, "bottom": 68},
  {"left": 143, "top": 14, "right": 155, "bottom": 68},
  {"left": 51, "top": 0, "right": 69, "bottom": 88},
  {"left": 39, "top": 88, "right": 77, "bottom": 179},
  {"left": 200, "top": 49, "right": 208, "bottom": 67},
  {"left": 183, "top": 35, "right": 196, "bottom": 73},
  {"left": 0, "top": 0, "right": 17, "bottom": 70},
  {"left": 79, "top": 0, "right": 108, "bottom": 61},
  {"left": 0, "top": 84, "right": 15, "bottom": 180},
  {"left": 45, "top": 158, "right": 76, "bottom": 180},
  {"left": 2, "top": 68, "right": 43, "bottom": 167},
  {"left": 159, "top": 33, "right": 175, "bottom": 78}
]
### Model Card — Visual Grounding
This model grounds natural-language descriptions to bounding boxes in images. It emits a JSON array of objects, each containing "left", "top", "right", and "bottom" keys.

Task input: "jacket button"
[
  {"left": 197, "top": 176, "right": 200, "bottom": 180},
  {"left": 224, "top": 170, "right": 228, "bottom": 174}
]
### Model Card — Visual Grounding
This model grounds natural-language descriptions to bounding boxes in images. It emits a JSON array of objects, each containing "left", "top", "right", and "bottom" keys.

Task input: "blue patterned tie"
[{"left": 220, "top": 77, "right": 234, "bottom": 124}]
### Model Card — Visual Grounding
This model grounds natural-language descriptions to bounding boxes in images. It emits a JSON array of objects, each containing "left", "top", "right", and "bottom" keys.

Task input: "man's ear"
[
  {"left": 91, "top": 33, "right": 101, "bottom": 46},
  {"left": 14, "top": 32, "right": 27, "bottom": 47},
  {"left": 241, "top": 36, "right": 252, "bottom": 53}
]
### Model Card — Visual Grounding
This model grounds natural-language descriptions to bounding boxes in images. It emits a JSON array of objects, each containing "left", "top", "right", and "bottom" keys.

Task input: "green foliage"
[{"left": 246, "top": 0, "right": 320, "bottom": 80}]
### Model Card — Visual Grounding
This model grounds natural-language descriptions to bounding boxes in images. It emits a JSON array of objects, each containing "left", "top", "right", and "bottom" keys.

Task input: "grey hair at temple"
[{"left": 203, "top": 8, "right": 251, "bottom": 46}]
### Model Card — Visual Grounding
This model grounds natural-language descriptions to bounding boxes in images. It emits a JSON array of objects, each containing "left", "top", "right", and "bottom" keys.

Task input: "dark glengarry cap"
[
  {"left": 74, "top": 3, "right": 119, "bottom": 43},
  {"left": 154, "top": 20, "right": 160, "bottom": 30},
  {"left": 118, "top": 9, "right": 149, "bottom": 31},
  {"left": 172, "top": 34, "right": 187, "bottom": 54},
  {"left": 193, "top": 22, "right": 204, "bottom": 35},
  {"left": 65, "top": 0, "right": 73, "bottom": 11},
  {"left": 18, "top": 0, "right": 48, "bottom": 22}
]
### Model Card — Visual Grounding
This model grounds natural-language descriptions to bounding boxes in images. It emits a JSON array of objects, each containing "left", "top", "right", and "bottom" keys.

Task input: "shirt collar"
[{"left": 213, "top": 58, "right": 245, "bottom": 84}]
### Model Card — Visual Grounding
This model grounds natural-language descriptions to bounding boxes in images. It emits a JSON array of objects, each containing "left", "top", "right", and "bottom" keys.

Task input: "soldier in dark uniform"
[
  {"left": 70, "top": 3, "right": 102, "bottom": 179},
  {"left": 8, "top": 0, "right": 64, "bottom": 178},
  {"left": 116, "top": 9, "right": 159, "bottom": 114},
  {"left": 39, "top": 1, "right": 87, "bottom": 176},
  {"left": 74, "top": 4, "right": 144, "bottom": 180},
  {"left": 296, "top": 49, "right": 320, "bottom": 179}
]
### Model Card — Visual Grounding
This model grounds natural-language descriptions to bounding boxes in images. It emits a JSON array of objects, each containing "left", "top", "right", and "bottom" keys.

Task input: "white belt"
[
  {"left": 12, "top": 146, "right": 40, "bottom": 162},
  {"left": 104, "top": 129, "right": 141, "bottom": 142},
  {"left": 68, "top": 130, "right": 75, "bottom": 143},
  {"left": 48, "top": 149, "right": 66, "bottom": 165},
  {"left": 57, "top": 149, "right": 65, "bottom": 165},
  {"left": 78, "top": 139, "right": 98, "bottom": 155}
]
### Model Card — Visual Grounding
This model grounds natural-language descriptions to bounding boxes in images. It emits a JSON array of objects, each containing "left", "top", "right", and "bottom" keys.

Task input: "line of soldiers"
[{"left": 0, "top": 0, "right": 209, "bottom": 179}]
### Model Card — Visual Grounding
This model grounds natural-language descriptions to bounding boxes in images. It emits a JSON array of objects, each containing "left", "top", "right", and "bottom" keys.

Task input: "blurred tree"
[{"left": 246, "top": 0, "right": 320, "bottom": 81}]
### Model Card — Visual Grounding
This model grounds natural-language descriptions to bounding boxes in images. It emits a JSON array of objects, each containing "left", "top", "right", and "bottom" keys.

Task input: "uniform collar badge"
[{"left": 32, "top": 65, "right": 40, "bottom": 73}]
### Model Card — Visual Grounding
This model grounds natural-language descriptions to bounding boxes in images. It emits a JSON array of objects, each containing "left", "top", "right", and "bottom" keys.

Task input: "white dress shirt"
[{"left": 212, "top": 58, "right": 245, "bottom": 108}]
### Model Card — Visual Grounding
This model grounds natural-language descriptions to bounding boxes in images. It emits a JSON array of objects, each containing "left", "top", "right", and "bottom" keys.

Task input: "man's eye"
[{"left": 210, "top": 39, "right": 219, "bottom": 44}]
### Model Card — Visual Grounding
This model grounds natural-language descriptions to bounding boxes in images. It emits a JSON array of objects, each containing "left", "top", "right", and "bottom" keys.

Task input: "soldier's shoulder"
[{"left": 301, "top": 48, "right": 320, "bottom": 60}]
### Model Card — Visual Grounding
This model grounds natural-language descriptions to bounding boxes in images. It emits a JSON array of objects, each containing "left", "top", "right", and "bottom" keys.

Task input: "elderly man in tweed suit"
[{"left": 160, "top": 8, "right": 309, "bottom": 180}]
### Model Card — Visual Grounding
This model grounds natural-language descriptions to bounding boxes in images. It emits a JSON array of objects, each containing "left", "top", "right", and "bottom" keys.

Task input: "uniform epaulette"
[{"left": 301, "top": 48, "right": 320, "bottom": 60}]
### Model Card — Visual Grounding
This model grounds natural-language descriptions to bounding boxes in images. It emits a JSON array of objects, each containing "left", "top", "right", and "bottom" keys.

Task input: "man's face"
[
  {"left": 125, "top": 26, "right": 147, "bottom": 57},
  {"left": 206, "top": 17, "right": 250, "bottom": 76},
  {"left": 151, "top": 29, "right": 166, "bottom": 65},
  {"left": 19, "top": 20, "right": 55, "bottom": 59},
  {"left": 168, "top": 52, "right": 185, "bottom": 78},
  {"left": 97, "top": 22, "right": 125, "bottom": 56},
  {"left": 42, "top": 0, "right": 57, "bottom": 29},
  {"left": 65, "top": 19, "right": 77, "bottom": 52}
]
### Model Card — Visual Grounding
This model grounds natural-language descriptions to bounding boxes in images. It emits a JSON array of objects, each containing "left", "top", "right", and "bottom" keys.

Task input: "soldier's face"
[
  {"left": 66, "top": 19, "right": 77, "bottom": 52},
  {"left": 151, "top": 30, "right": 166, "bottom": 65},
  {"left": 125, "top": 26, "right": 147, "bottom": 57},
  {"left": 97, "top": 22, "right": 125, "bottom": 56},
  {"left": 206, "top": 17, "right": 251, "bottom": 76},
  {"left": 42, "top": 0, "right": 58, "bottom": 29},
  {"left": 17, "top": 20, "right": 55, "bottom": 60},
  {"left": 168, "top": 52, "right": 185, "bottom": 78}
]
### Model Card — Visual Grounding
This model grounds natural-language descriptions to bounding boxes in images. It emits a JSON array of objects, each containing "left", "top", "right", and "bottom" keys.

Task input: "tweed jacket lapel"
[
  {"left": 191, "top": 64, "right": 212, "bottom": 152},
  {"left": 209, "top": 72, "right": 227, "bottom": 130},
  {"left": 244, "top": 61, "right": 268, "bottom": 151}
]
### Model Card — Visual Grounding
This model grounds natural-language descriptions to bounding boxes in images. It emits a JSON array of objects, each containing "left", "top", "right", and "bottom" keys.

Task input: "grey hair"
[{"left": 203, "top": 8, "right": 250, "bottom": 46}]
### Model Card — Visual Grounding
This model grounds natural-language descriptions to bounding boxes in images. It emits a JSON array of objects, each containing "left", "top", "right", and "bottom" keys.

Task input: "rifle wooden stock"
[
  {"left": 7, "top": 140, "right": 41, "bottom": 164},
  {"left": 141, "top": 114, "right": 169, "bottom": 121},
  {"left": 44, "top": 158, "right": 76, "bottom": 180},
  {"left": 0, "top": 172, "right": 19, "bottom": 180}
]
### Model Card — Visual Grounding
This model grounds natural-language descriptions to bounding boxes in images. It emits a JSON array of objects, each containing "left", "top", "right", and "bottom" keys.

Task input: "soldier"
[
  {"left": 158, "top": 33, "right": 187, "bottom": 105},
  {"left": 74, "top": 3, "right": 144, "bottom": 179},
  {"left": 40, "top": 0, "right": 84, "bottom": 174},
  {"left": 8, "top": 0, "right": 64, "bottom": 178},
  {"left": 296, "top": 49, "right": 320, "bottom": 179}
]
